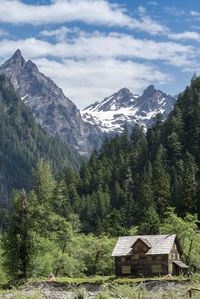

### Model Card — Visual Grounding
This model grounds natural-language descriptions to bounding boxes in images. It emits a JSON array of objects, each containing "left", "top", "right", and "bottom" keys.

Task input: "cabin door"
[{"left": 173, "top": 263, "right": 180, "bottom": 276}]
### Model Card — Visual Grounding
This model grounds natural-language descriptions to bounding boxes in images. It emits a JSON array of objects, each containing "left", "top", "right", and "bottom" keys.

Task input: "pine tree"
[
  {"left": 52, "top": 179, "right": 71, "bottom": 218},
  {"left": 152, "top": 146, "right": 171, "bottom": 218},
  {"left": 32, "top": 158, "right": 55, "bottom": 205},
  {"left": 176, "top": 153, "right": 197, "bottom": 216},
  {"left": 136, "top": 165, "right": 160, "bottom": 234},
  {"left": 3, "top": 190, "right": 31, "bottom": 279}
]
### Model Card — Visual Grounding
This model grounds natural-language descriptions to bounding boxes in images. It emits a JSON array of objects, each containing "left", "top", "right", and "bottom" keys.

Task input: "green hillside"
[
  {"left": 1, "top": 77, "right": 200, "bottom": 282},
  {"left": 57, "top": 76, "right": 200, "bottom": 235},
  {"left": 0, "top": 75, "right": 82, "bottom": 199}
]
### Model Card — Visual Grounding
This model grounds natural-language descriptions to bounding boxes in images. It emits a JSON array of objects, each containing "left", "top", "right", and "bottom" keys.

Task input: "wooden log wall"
[{"left": 115, "top": 254, "right": 169, "bottom": 277}]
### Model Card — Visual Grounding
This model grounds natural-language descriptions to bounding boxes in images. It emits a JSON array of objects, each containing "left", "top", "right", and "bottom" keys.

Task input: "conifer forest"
[{"left": 1, "top": 75, "right": 200, "bottom": 283}]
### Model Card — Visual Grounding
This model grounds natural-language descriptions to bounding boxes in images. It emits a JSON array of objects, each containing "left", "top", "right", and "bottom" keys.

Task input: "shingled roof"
[{"left": 112, "top": 234, "right": 177, "bottom": 256}]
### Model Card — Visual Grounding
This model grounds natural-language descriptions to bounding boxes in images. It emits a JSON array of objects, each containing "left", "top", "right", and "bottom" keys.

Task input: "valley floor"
[{"left": 0, "top": 276, "right": 199, "bottom": 298}]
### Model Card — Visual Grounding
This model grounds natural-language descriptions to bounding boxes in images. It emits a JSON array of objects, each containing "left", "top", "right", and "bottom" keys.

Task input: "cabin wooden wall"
[
  {"left": 114, "top": 238, "right": 184, "bottom": 277},
  {"left": 168, "top": 240, "right": 182, "bottom": 275},
  {"left": 115, "top": 254, "right": 169, "bottom": 277}
]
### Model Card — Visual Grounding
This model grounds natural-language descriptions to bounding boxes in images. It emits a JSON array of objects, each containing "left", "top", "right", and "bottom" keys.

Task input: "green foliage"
[
  {"left": 0, "top": 75, "right": 82, "bottom": 204},
  {"left": 3, "top": 76, "right": 200, "bottom": 281},
  {"left": 160, "top": 209, "right": 200, "bottom": 271},
  {"left": 54, "top": 76, "right": 200, "bottom": 239},
  {"left": 2, "top": 190, "right": 32, "bottom": 280},
  {"left": 2, "top": 160, "right": 73, "bottom": 280},
  {"left": 73, "top": 287, "right": 88, "bottom": 299},
  {"left": 1, "top": 160, "right": 115, "bottom": 281}
]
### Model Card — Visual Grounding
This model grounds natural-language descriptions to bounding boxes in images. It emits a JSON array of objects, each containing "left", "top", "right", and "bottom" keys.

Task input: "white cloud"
[
  {"left": 0, "top": 30, "right": 193, "bottom": 67},
  {"left": 165, "top": 6, "right": 185, "bottom": 16},
  {"left": 190, "top": 10, "right": 200, "bottom": 17},
  {"left": 191, "top": 25, "right": 200, "bottom": 30},
  {"left": 0, "top": 29, "right": 8, "bottom": 37},
  {"left": 138, "top": 6, "right": 146, "bottom": 15},
  {"left": 0, "top": 0, "right": 167, "bottom": 35},
  {"left": 0, "top": 27, "right": 196, "bottom": 108},
  {"left": 33, "top": 57, "right": 171, "bottom": 108},
  {"left": 147, "top": 1, "right": 158, "bottom": 5},
  {"left": 168, "top": 31, "right": 200, "bottom": 42},
  {"left": 40, "top": 26, "right": 72, "bottom": 41}
]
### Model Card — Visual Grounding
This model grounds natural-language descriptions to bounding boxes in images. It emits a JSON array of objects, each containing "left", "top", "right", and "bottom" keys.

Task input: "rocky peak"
[
  {"left": 8, "top": 49, "right": 26, "bottom": 68},
  {"left": 12, "top": 49, "right": 22, "bottom": 59},
  {"left": 117, "top": 87, "right": 132, "bottom": 97},
  {"left": 142, "top": 85, "right": 157, "bottom": 98},
  {"left": 81, "top": 85, "right": 176, "bottom": 134},
  {"left": 0, "top": 50, "right": 104, "bottom": 156},
  {"left": 24, "top": 59, "right": 38, "bottom": 72}
]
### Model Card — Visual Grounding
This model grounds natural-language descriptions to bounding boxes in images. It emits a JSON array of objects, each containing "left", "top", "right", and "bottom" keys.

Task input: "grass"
[
  {"left": 0, "top": 275, "right": 199, "bottom": 299},
  {"left": 0, "top": 274, "right": 200, "bottom": 299},
  {"left": 56, "top": 275, "right": 189, "bottom": 285},
  {"left": 0, "top": 274, "right": 191, "bottom": 289}
]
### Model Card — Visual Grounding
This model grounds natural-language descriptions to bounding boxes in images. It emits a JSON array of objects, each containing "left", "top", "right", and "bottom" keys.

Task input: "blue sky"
[{"left": 0, "top": 0, "right": 200, "bottom": 108}]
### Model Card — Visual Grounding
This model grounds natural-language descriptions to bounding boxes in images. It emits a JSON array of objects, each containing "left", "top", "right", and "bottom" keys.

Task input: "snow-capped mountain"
[{"left": 81, "top": 86, "right": 176, "bottom": 133}]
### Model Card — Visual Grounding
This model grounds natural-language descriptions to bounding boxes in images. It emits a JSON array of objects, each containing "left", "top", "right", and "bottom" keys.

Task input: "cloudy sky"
[{"left": 0, "top": 0, "right": 200, "bottom": 108}]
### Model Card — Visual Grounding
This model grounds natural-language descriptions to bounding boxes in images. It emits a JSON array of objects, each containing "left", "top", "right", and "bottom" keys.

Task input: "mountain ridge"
[
  {"left": 81, "top": 85, "right": 176, "bottom": 133},
  {"left": 0, "top": 49, "right": 177, "bottom": 153}
]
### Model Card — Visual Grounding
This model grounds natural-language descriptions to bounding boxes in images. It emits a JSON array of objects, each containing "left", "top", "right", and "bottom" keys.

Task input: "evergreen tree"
[
  {"left": 32, "top": 158, "right": 55, "bottom": 205},
  {"left": 136, "top": 166, "right": 160, "bottom": 234},
  {"left": 52, "top": 179, "right": 71, "bottom": 218},
  {"left": 176, "top": 153, "right": 197, "bottom": 216},
  {"left": 3, "top": 190, "right": 33, "bottom": 279},
  {"left": 152, "top": 146, "right": 171, "bottom": 218}
]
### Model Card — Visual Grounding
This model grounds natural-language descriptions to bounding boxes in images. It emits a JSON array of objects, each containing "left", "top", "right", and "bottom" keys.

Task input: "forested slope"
[
  {"left": 1, "top": 77, "right": 200, "bottom": 281},
  {"left": 0, "top": 75, "right": 82, "bottom": 200},
  {"left": 56, "top": 76, "right": 200, "bottom": 235}
]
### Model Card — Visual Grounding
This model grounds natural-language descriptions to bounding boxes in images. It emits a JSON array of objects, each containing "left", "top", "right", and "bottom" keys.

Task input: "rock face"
[
  {"left": 81, "top": 86, "right": 176, "bottom": 133},
  {"left": 0, "top": 50, "right": 103, "bottom": 156}
]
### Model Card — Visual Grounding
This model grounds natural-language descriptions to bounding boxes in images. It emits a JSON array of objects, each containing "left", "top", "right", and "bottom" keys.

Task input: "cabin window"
[
  {"left": 122, "top": 265, "right": 131, "bottom": 274},
  {"left": 121, "top": 257, "right": 126, "bottom": 262},
  {"left": 173, "top": 253, "right": 176, "bottom": 260},
  {"left": 177, "top": 253, "right": 180, "bottom": 260},
  {"left": 156, "top": 255, "right": 162, "bottom": 260},
  {"left": 169, "top": 253, "right": 172, "bottom": 260},
  {"left": 152, "top": 265, "right": 161, "bottom": 273},
  {"left": 174, "top": 244, "right": 177, "bottom": 250},
  {"left": 132, "top": 254, "right": 139, "bottom": 260}
]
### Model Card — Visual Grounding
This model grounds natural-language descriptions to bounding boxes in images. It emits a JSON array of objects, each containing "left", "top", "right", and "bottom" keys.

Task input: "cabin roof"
[
  {"left": 112, "top": 234, "right": 177, "bottom": 256},
  {"left": 173, "top": 260, "right": 189, "bottom": 269}
]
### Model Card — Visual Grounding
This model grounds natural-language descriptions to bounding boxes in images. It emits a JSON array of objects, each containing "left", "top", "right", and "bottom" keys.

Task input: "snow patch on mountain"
[{"left": 81, "top": 86, "right": 176, "bottom": 133}]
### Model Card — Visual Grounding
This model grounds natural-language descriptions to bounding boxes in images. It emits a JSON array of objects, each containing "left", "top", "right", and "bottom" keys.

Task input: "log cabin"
[{"left": 112, "top": 234, "right": 188, "bottom": 277}]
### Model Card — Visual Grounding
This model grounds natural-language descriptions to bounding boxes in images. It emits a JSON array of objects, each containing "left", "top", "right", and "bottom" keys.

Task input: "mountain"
[
  {"left": 81, "top": 86, "right": 176, "bottom": 133},
  {"left": 0, "top": 50, "right": 103, "bottom": 156},
  {"left": 0, "top": 50, "right": 176, "bottom": 155},
  {"left": 0, "top": 75, "right": 82, "bottom": 201}
]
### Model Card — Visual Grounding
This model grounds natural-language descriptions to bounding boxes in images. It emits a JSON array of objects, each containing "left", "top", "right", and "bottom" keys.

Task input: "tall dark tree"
[
  {"left": 3, "top": 190, "right": 31, "bottom": 279},
  {"left": 152, "top": 145, "right": 171, "bottom": 218}
]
